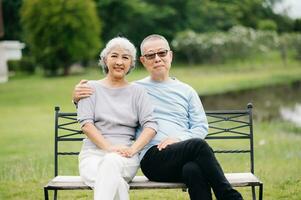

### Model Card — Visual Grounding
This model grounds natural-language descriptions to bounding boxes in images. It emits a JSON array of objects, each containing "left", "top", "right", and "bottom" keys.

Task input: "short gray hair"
[
  {"left": 99, "top": 37, "right": 136, "bottom": 74},
  {"left": 140, "top": 34, "right": 170, "bottom": 55}
]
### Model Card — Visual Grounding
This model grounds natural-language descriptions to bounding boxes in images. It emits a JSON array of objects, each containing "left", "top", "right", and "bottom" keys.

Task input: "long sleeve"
[
  {"left": 179, "top": 89, "right": 208, "bottom": 141},
  {"left": 77, "top": 83, "right": 95, "bottom": 128},
  {"left": 136, "top": 88, "right": 158, "bottom": 132}
]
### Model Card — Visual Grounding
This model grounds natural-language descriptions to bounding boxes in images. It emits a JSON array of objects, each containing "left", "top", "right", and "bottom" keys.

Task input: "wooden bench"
[{"left": 44, "top": 103, "right": 263, "bottom": 200}]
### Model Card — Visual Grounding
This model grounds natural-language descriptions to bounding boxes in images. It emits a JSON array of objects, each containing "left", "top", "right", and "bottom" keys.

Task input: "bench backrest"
[{"left": 53, "top": 103, "right": 254, "bottom": 176}]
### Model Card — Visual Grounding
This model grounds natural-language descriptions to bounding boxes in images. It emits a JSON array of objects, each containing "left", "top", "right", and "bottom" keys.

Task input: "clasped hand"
[{"left": 108, "top": 145, "right": 136, "bottom": 158}]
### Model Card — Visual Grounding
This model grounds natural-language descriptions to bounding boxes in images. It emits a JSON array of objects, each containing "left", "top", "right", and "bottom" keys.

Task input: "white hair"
[
  {"left": 140, "top": 34, "right": 170, "bottom": 55},
  {"left": 99, "top": 37, "right": 136, "bottom": 74}
]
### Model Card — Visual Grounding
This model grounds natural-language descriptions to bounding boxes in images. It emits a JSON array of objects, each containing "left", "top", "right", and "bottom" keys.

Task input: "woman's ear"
[{"left": 169, "top": 50, "right": 173, "bottom": 60}]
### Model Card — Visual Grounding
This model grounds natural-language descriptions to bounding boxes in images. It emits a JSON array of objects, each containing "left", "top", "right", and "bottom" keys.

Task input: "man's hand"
[
  {"left": 157, "top": 137, "right": 180, "bottom": 151},
  {"left": 72, "top": 80, "right": 93, "bottom": 103}
]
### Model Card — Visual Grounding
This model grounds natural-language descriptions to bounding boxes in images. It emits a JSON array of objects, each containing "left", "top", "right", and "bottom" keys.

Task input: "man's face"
[{"left": 140, "top": 39, "right": 173, "bottom": 81}]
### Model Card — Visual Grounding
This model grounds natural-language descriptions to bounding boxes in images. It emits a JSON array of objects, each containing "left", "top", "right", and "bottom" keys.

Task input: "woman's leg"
[
  {"left": 95, "top": 153, "right": 139, "bottom": 200},
  {"left": 79, "top": 148, "right": 105, "bottom": 188},
  {"left": 116, "top": 154, "right": 139, "bottom": 200},
  {"left": 79, "top": 149, "right": 139, "bottom": 200}
]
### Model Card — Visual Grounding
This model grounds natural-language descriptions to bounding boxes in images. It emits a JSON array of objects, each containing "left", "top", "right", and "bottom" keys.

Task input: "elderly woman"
[{"left": 77, "top": 37, "right": 157, "bottom": 200}]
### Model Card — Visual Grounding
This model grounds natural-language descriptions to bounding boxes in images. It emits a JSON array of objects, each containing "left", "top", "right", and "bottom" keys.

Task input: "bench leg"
[
  {"left": 53, "top": 190, "right": 57, "bottom": 200},
  {"left": 259, "top": 183, "right": 263, "bottom": 200},
  {"left": 252, "top": 186, "right": 256, "bottom": 200},
  {"left": 44, "top": 188, "right": 49, "bottom": 200}
]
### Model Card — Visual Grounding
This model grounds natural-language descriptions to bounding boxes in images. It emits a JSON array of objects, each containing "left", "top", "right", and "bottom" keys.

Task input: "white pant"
[{"left": 79, "top": 149, "right": 139, "bottom": 200}]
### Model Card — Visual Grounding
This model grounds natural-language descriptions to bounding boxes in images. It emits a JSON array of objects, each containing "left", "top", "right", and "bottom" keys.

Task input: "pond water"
[{"left": 201, "top": 81, "right": 301, "bottom": 126}]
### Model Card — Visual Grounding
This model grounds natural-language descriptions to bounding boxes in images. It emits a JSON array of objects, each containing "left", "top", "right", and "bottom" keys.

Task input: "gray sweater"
[{"left": 77, "top": 81, "right": 157, "bottom": 150}]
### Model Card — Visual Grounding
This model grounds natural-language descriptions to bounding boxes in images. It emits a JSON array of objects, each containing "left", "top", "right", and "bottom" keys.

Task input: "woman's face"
[{"left": 105, "top": 47, "right": 132, "bottom": 79}]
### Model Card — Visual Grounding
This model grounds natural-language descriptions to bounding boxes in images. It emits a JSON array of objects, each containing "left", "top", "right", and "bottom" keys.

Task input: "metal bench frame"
[{"left": 44, "top": 103, "right": 263, "bottom": 200}]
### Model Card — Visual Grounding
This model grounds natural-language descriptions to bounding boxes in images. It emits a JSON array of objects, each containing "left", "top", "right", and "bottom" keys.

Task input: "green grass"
[
  {"left": 168, "top": 59, "right": 301, "bottom": 95},
  {"left": 0, "top": 58, "right": 301, "bottom": 199}
]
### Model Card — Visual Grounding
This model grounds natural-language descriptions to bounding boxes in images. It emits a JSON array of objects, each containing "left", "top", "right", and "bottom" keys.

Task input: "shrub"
[
  {"left": 21, "top": 0, "right": 101, "bottom": 76},
  {"left": 172, "top": 26, "right": 279, "bottom": 64},
  {"left": 293, "top": 18, "right": 301, "bottom": 32},
  {"left": 292, "top": 34, "right": 301, "bottom": 60},
  {"left": 7, "top": 60, "right": 20, "bottom": 72},
  {"left": 257, "top": 19, "right": 278, "bottom": 31},
  {"left": 279, "top": 33, "right": 301, "bottom": 62},
  {"left": 7, "top": 56, "right": 36, "bottom": 74}
]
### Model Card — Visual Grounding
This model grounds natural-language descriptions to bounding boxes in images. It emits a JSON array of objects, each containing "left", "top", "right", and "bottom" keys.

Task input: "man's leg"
[
  {"left": 182, "top": 161, "right": 212, "bottom": 200},
  {"left": 140, "top": 138, "right": 242, "bottom": 200}
]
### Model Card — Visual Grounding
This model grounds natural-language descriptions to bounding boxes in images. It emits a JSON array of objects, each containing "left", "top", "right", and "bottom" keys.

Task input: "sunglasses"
[{"left": 143, "top": 50, "right": 169, "bottom": 60}]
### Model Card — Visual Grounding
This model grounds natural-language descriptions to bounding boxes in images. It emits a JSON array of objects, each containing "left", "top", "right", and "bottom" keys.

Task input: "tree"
[
  {"left": 2, "top": 0, "right": 22, "bottom": 40},
  {"left": 94, "top": 0, "right": 164, "bottom": 48},
  {"left": 236, "top": 0, "right": 293, "bottom": 32},
  {"left": 293, "top": 18, "right": 301, "bottom": 32},
  {"left": 0, "top": 0, "right": 3, "bottom": 38},
  {"left": 257, "top": 19, "right": 278, "bottom": 31},
  {"left": 185, "top": 0, "right": 241, "bottom": 32},
  {"left": 21, "top": 0, "right": 101, "bottom": 76}
]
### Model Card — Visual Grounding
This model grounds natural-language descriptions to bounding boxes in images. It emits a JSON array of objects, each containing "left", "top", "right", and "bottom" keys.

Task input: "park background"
[{"left": 0, "top": 0, "right": 301, "bottom": 199}]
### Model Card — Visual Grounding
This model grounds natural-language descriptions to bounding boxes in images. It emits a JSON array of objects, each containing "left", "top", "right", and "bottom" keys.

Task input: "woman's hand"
[
  {"left": 108, "top": 145, "right": 128, "bottom": 153},
  {"left": 116, "top": 146, "right": 138, "bottom": 158}
]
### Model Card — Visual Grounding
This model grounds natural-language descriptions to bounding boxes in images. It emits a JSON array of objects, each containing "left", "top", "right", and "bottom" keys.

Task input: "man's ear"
[{"left": 140, "top": 56, "right": 145, "bottom": 65}]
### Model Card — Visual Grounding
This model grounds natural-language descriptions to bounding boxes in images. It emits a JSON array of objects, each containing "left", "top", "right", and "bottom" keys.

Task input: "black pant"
[{"left": 140, "top": 138, "right": 243, "bottom": 200}]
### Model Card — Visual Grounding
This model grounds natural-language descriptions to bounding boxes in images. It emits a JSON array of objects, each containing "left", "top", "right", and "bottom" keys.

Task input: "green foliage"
[
  {"left": 174, "top": 25, "right": 301, "bottom": 65},
  {"left": 7, "top": 60, "right": 19, "bottom": 72},
  {"left": 94, "top": 0, "right": 150, "bottom": 47},
  {"left": 95, "top": 0, "right": 195, "bottom": 47},
  {"left": 292, "top": 35, "right": 301, "bottom": 60},
  {"left": 172, "top": 26, "right": 279, "bottom": 64},
  {"left": 236, "top": 0, "right": 271, "bottom": 28},
  {"left": 2, "top": 0, "right": 295, "bottom": 56},
  {"left": 185, "top": 0, "right": 241, "bottom": 32},
  {"left": 279, "top": 33, "right": 301, "bottom": 61},
  {"left": 293, "top": 18, "right": 301, "bottom": 32},
  {"left": 20, "top": 0, "right": 101, "bottom": 76},
  {"left": 7, "top": 56, "right": 36, "bottom": 74},
  {"left": 2, "top": 0, "right": 22, "bottom": 40},
  {"left": 94, "top": 0, "right": 291, "bottom": 48},
  {"left": 257, "top": 19, "right": 278, "bottom": 31},
  {"left": 272, "top": 14, "right": 294, "bottom": 33}
]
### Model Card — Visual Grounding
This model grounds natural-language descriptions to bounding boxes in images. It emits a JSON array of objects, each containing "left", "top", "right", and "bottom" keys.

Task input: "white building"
[{"left": 0, "top": 40, "right": 25, "bottom": 83}]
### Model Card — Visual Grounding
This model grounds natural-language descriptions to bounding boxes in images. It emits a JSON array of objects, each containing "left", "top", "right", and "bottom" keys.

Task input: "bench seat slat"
[
  {"left": 45, "top": 172, "right": 261, "bottom": 190},
  {"left": 45, "top": 176, "right": 90, "bottom": 190},
  {"left": 225, "top": 173, "right": 262, "bottom": 187}
]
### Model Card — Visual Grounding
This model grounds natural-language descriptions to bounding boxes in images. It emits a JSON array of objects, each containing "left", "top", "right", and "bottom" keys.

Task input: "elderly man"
[{"left": 73, "top": 34, "right": 242, "bottom": 200}]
